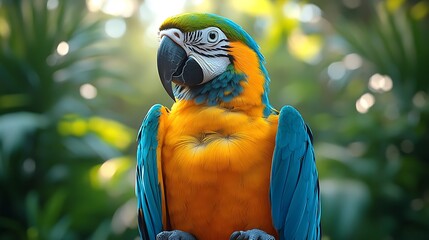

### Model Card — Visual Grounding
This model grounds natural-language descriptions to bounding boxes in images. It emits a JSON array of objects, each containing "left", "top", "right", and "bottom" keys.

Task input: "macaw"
[{"left": 136, "top": 13, "right": 321, "bottom": 240}]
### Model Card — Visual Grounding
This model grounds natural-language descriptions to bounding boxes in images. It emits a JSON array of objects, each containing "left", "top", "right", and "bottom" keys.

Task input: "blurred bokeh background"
[{"left": 1, "top": 0, "right": 428, "bottom": 239}]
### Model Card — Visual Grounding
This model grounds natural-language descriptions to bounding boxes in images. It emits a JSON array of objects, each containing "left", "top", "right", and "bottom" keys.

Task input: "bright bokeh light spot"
[
  {"left": 327, "top": 62, "right": 346, "bottom": 80},
  {"left": 99, "top": 159, "right": 118, "bottom": 180},
  {"left": 283, "top": 3, "right": 322, "bottom": 23},
  {"left": 95, "top": 157, "right": 133, "bottom": 185},
  {"left": 103, "top": 0, "right": 136, "bottom": 17},
  {"left": 86, "top": 0, "right": 103, "bottom": 12},
  {"left": 56, "top": 41, "right": 69, "bottom": 56},
  {"left": 343, "top": 53, "right": 363, "bottom": 70},
  {"left": 86, "top": 0, "right": 136, "bottom": 17},
  {"left": 140, "top": 0, "right": 186, "bottom": 39},
  {"left": 105, "top": 18, "right": 127, "bottom": 38},
  {"left": 47, "top": 0, "right": 59, "bottom": 10},
  {"left": 356, "top": 93, "right": 375, "bottom": 114},
  {"left": 111, "top": 200, "right": 137, "bottom": 234},
  {"left": 288, "top": 30, "right": 322, "bottom": 63},
  {"left": 23, "top": 158, "right": 36, "bottom": 174},
  {"left": 368, "top": 73, "right": 393, "bottom": 93},
  {"left": 283, "top": 2, "right": 301, "bottom": 19},
  {"left": 80, "top": 83, "right": 98, "bottom": 99},
  {"left": 300, "top": 4, "right": 322, "bottom": 23},
  {"left": 140, "top": 0, "right": 185, "bottom": 23},
  {"left": 143, "top": 0, "right": 186, "bottom": 22},
  {"left": 348, "top": 141, "right": 367, "bottom": 157},
  {"left": 413, "top": 91, "right": 427, "bottom": 108}
]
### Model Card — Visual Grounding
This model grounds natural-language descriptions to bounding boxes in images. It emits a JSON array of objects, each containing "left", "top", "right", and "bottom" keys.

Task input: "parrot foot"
[
  {"left": 230, "top": 229, "right": 275, "bottom": 240},
  {"left": 156, "top": 230, "right": 197, "bottom": 240}
]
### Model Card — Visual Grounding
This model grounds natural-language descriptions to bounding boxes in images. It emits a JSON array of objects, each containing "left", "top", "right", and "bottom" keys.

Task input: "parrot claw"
[
  {"left": 230, "top": 229, "right": 275, "bottom": 240},
  {"left": 156, "top": 230, "right": 197, "bottom": 240}
]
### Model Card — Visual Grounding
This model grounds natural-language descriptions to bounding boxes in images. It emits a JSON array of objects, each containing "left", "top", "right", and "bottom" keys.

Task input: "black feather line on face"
[
  {"left": 213, "top": 47, "right": 230, "bottom": 52},
  {"left": 191, "top": 44, "right": 210, "bottom": 52},
  {"left": 188, "top": 47, "right": 216, "bottom": 58},
  {"left": 187, "top": 46, "right": 230, "bottom": 59},
  {"left": 207, "top": 39, "right": 230, "bottom": 47},
  {"left": 184, "top": 31, "right": 203, "bottom": 44},
  {"left": 213, "top": 54, "right": 230, "bottom": 58}
]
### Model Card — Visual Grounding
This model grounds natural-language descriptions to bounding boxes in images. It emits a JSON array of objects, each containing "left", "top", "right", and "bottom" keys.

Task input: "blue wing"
[
  {"left": 136, "top": 104, "right": 164, "bottom": 240},
  {"left": 270, "top": 106, "right": 321, "bottom": 240}
]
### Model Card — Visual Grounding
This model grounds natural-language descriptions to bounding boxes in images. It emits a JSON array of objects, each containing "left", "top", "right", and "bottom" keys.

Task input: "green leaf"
[
  {"left": 0, "top": 112, "right": 47, "bottom": 159},
  {"left": 40, "top": 191, "right": 67, "bottom": 233}
]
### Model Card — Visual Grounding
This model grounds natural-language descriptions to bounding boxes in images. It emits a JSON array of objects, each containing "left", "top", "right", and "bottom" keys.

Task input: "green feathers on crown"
[{"left": 160, "top": 13, "right": 263, "bottom": 61}]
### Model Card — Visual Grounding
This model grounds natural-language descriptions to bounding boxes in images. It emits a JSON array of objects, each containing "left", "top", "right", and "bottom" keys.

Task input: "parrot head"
[{"left": 157, "top": 13, "right": 271, "bottom": 115}]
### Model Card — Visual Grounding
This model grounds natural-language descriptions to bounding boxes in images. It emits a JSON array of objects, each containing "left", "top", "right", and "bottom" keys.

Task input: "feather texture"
[
  {"left": 136, "top": 104, "right": 166, "bottom": 240},
  {"left": 160, "top": 101, "right": 279, "bottom": 240},
  {"left": 270, "top": 106, "right": 321, "bottom": 239}
]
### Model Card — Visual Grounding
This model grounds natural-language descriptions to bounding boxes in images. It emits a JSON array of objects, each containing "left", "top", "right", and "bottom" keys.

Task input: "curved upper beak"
[
  {"left": 157, "top": 34, "right": 204, "bottom": 101},
  {"left": 157, "top": 36, "right": 187, "bottom": 101}
]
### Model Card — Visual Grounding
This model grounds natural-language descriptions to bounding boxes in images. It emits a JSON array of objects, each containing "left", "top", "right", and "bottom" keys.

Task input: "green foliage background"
[{"left": 0, "top": 0, "right": 428, "bottom": 239}]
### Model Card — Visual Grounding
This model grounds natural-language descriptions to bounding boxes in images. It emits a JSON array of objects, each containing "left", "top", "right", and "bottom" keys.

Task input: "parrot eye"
[{"left": 207, "top": 30, "right": 219, "bottom": 43}]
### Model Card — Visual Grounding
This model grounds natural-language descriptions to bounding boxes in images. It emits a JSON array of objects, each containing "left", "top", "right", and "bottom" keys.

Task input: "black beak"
[{"left": 157, "top": 36, "right": 204, "bottom": 101}]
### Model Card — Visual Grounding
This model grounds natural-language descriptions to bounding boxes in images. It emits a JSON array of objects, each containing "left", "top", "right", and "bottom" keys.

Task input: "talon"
[
  {"left": 229, "top": 229, "right": 275, "bottom": 240},
  {"left": 230, "top": 231, "right": 244, "bottom": 240},
  {"left": 156, "top": 230, "right": 197, "bottom": 240}
]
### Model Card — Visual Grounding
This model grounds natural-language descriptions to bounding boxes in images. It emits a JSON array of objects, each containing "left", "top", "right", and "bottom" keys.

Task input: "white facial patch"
[{"left": 159, "top": 27, "right": 231, "bottom": 84}]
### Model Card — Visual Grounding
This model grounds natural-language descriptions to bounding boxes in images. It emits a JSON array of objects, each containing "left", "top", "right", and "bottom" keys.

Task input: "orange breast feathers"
[{"left": 158, "top": 101, "right": 279, "bottom": 240}]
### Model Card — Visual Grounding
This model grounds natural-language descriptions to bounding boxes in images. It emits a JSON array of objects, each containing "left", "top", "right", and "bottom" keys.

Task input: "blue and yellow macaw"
[{"left": 136, "top": 13, "right": 321, "bottom": 240}]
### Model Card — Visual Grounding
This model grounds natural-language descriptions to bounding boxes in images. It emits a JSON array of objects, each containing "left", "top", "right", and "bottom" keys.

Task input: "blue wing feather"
[
  {"left": 136, "top": 104, "right": 164, "bottom": 240},
  {"left": 270, "top": 106, "right": 321, "bottom": 240}
]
